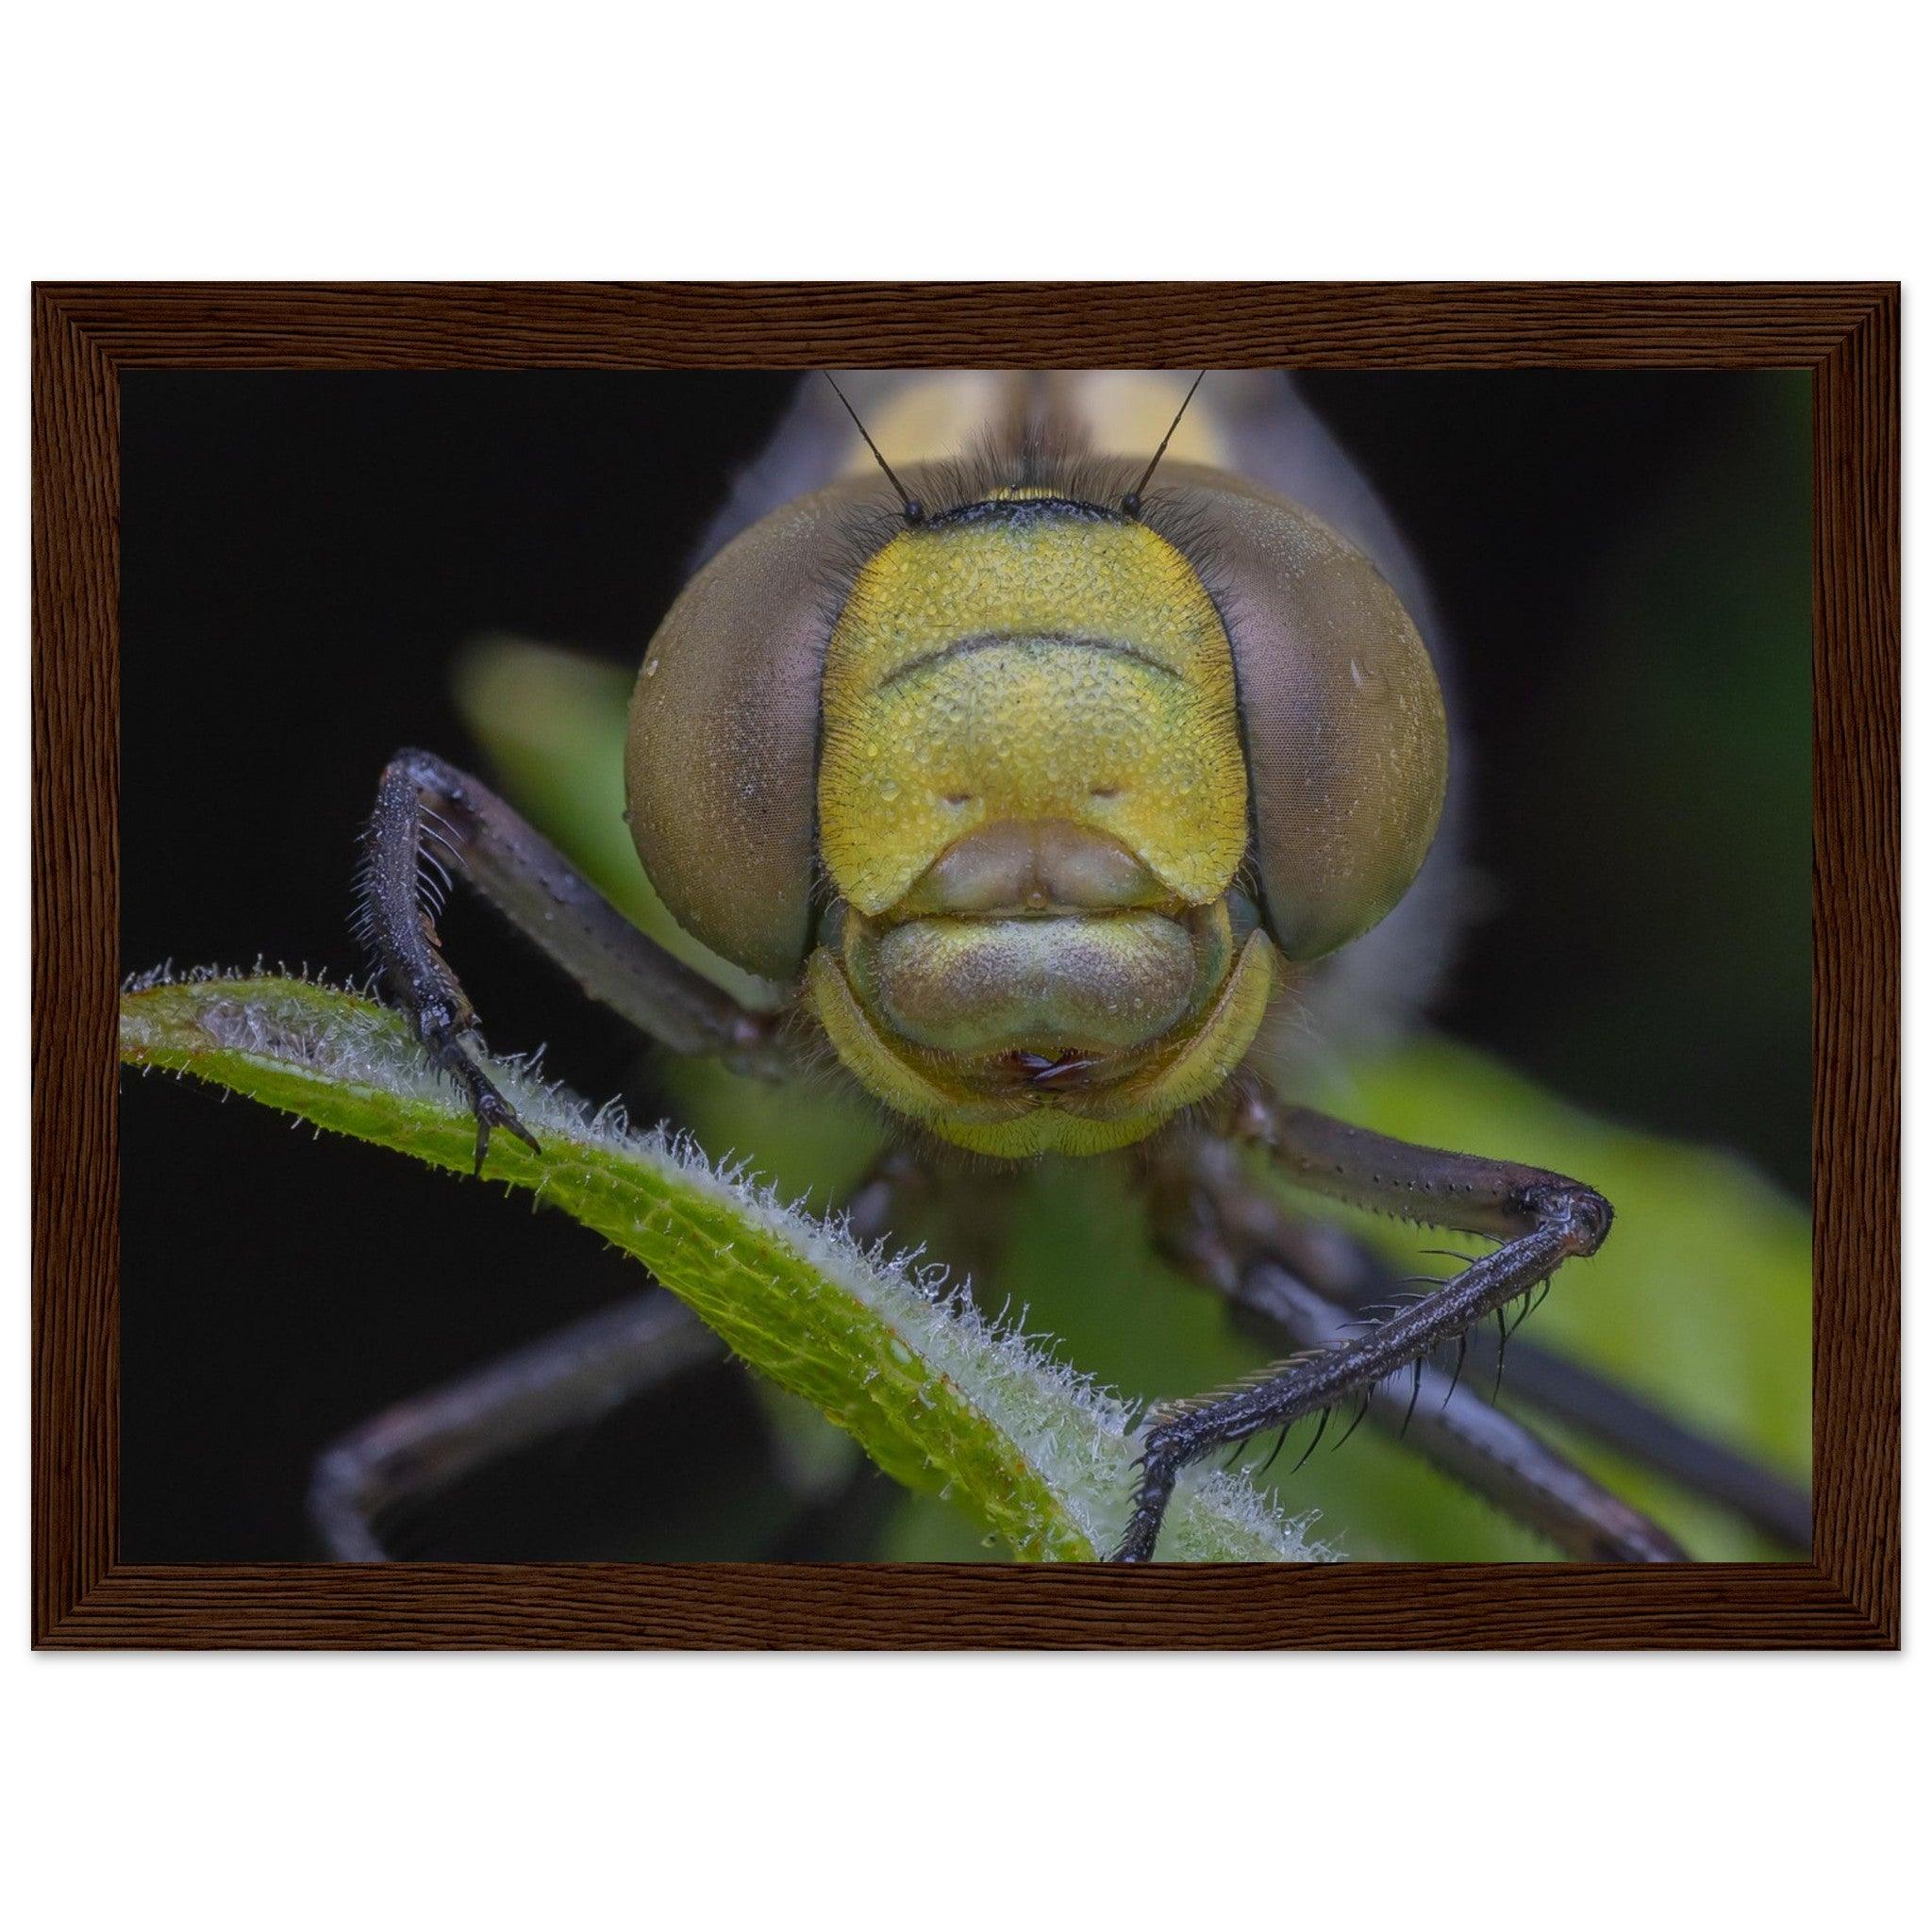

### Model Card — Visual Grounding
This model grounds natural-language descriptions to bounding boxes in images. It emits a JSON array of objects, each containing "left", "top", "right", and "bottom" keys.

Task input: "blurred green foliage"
[{"left": 454, "top": 625, "right": 1810, "bottom": 1564}]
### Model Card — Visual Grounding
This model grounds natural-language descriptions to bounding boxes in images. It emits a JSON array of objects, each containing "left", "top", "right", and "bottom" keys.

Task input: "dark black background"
[{"left": 119, "top": 370, "right": 1811, "bottom": 1558}]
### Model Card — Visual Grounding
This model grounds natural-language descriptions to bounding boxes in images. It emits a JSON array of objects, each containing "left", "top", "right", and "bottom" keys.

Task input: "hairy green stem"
[{"left": 121, "top": 973, "right": 1322, "bottom": 1563}]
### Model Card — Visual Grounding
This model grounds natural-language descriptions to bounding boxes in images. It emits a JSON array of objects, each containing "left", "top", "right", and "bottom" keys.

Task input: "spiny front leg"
[
  {"left": 1179, "top": 1133, "right": 1807, "bottom": 1551},
  {"left": 1112, "top": 1097, "right": 1614, "bottom": 1562},
  {"left": 1146, "top": 1134, "right": 1686, "bottom": 1562},
  {"left": 358, "top": 749, "right": 788, "bottom": 1174},
  {"left": 358, "top": 752, "right": 540, "bottom": 1172}
]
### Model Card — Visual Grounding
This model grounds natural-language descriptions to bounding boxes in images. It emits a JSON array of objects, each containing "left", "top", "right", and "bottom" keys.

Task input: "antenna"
[
  {"left": 1122, "top": 371, "right": 1207, "bottom": 517},
  {"left": 824, "top": 373, "right": 924, "bottom": 524}
]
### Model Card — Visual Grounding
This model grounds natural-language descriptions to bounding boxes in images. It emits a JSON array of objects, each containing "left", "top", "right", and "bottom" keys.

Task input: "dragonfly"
[{"left": 306, "top": 369, "right": 1809, "bottom": 1564}]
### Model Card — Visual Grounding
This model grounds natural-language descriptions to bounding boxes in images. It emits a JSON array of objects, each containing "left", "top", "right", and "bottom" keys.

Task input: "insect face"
[
  {"left": 626, "top": 413, "right": 1450, "bottom": 1159},
  {"left": 809, "top": 491, "right": 1271, "bottom": 1155}
]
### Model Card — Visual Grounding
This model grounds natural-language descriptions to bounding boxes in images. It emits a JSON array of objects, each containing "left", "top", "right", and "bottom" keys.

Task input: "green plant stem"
[{"left": 121, "top": 974, "right": 1321, "bottom": 1563}]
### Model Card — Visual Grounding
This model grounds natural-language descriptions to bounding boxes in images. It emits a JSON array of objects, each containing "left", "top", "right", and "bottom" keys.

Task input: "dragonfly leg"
[
  {"left": 307, "top": 1141, "right": 930, "bottom": 1560},
  {"left": 1146, "top": 1134, "right": 1688, "bottom": 1561},
  {"left": 1113, "top": 1097, "right": 1616, "bottom": 1562},
  {"left": 359, "top": 750, "right": 791, "bottom": 1172},
  {"left": 1187, "top": 1142, "right": 1810, "bottom": 1550},
  {"left": 308, "top": 1292, "right": 720, "bottom": 1560},
  {"left": 1461, "top": 1337, "right": 1810, "bottom": 1550}
]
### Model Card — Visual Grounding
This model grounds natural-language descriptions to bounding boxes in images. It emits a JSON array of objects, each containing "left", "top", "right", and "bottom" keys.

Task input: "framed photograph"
[{"left": 34, "top": 282, "right": 1898, "bottom": 1646}]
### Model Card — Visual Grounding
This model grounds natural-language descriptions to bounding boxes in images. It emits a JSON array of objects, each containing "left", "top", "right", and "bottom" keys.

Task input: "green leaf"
[{"left": 120, "top": 973, "right": 1322, "bottom": 1565}]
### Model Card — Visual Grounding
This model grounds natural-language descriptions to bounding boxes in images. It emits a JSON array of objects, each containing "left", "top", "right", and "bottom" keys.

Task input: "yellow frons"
[{"left": 818, "top": 511, "right": 1250, "bottom": 918}]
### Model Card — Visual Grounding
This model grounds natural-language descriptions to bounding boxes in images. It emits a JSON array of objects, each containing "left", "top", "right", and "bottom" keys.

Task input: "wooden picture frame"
[{"left": 33, "top": 281, "right": 1899, "bottom": 1648}]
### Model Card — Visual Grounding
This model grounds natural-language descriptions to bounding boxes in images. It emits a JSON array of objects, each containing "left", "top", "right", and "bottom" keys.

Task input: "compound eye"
[
  {"left": 1148, "top": 473, "right": 1449, "bottom": 960},
  {"left": 626, "top": 475, "right": 890, "bottom": 979}
]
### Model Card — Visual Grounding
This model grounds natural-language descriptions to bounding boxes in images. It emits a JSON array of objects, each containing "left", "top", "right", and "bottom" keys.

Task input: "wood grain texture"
[
  {"left": 33, "top": 281, "right": 1900, "bottom": 1649},
  {"left": 32, "top": 291, "right": 121, "bottom": 1645},
  {"left": 28, "top": 280, "right": 1887, "bottom": 369},
  {"left": 43, "top": 1562, "right": 1881, "bottom": 1650},
  {"left": 1808, "top": 294, "right": 1902, "bottom": 1638}
]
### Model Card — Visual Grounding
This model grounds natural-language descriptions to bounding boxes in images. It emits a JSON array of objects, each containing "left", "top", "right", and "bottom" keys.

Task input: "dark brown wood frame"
[{"left": 33, "top": 282, "right": 1899, "bottom": 1648}]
